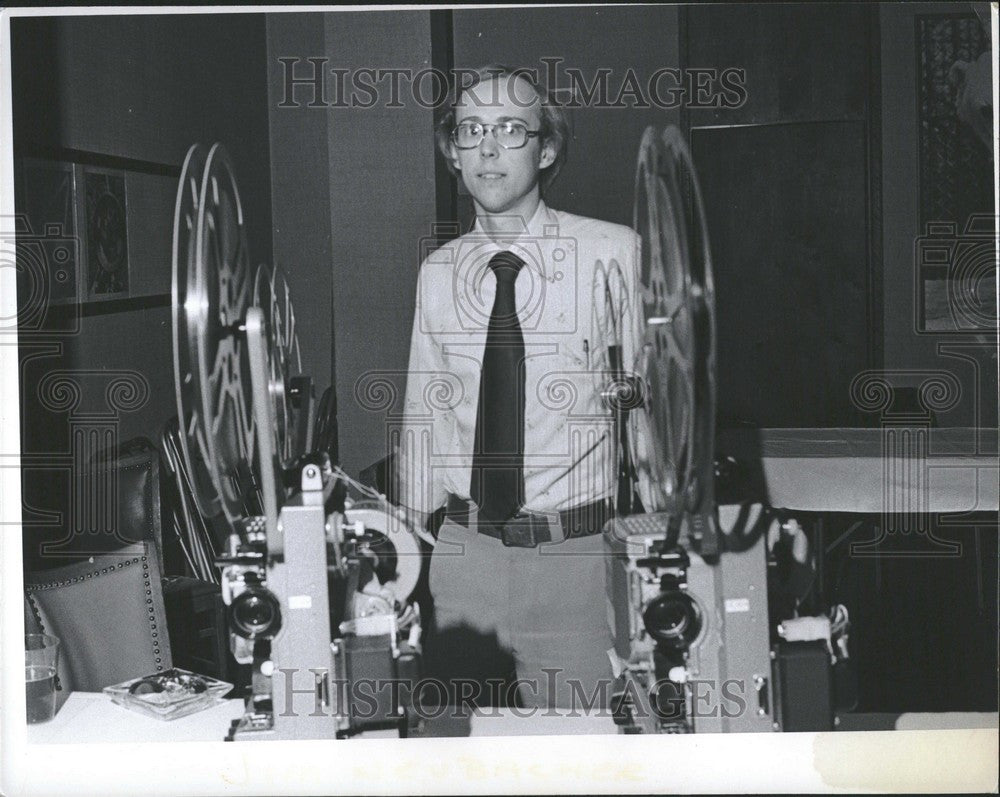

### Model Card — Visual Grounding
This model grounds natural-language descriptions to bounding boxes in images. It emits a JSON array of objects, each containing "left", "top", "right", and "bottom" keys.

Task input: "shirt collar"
[{"left": 470, "top": 200, "right": 556, "bottom": 277}]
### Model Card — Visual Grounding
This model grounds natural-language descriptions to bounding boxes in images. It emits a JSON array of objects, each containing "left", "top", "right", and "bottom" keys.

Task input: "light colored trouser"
[{"left": 428, "top": 515, "right": 615, "bottom": 710}]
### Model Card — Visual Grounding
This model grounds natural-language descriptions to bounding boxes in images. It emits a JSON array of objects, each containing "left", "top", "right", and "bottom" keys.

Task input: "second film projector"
[{"left": 167, "top": 128, "right": 844, "bottom": 740}]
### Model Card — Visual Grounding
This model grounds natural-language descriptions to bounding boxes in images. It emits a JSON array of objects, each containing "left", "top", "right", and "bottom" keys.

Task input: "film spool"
[
  {"left": 343, "top": 502, "right": 421, "bottom": 604},
  {"left": 252, "top": 262, "right": 303, "bottom": 467},
  {"left": 171, "top": 142, "right": 255, "bottom": 524},
  {"left": 632, "top": 125, "right": 717, "bottom": 518}
]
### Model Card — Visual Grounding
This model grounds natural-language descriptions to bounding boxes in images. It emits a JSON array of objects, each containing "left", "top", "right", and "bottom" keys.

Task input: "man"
[{"left": 397, "top": 65, "right": 650, "bottom": 711}]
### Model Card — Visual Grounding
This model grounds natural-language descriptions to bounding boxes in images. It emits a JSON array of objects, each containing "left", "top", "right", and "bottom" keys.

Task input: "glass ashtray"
[{"left": 103, "top": 668, "right": 233, "bottom": 721}]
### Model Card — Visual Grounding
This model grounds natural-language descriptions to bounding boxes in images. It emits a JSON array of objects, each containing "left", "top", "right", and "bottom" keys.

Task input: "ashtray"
[{"left": 104, "top": 668, "right": 233, "bottom": 721}]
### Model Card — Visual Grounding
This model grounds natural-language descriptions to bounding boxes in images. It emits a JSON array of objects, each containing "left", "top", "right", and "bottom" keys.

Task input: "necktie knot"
[{"left": 488, "top": 251, "right": 524, "bottom": 285}]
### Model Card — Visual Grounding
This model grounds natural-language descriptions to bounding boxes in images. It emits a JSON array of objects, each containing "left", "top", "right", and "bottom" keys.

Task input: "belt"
[{"left": 445, "top": 494, "right": 612, "bottom": 548}]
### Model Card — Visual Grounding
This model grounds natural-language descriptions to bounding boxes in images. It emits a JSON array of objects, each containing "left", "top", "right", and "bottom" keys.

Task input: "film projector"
[
  {"left": 170, "top": 143, "right": 422, "bottom": 740},
  {"left": 604, "top": 125, "right": 814, "bottom": 734}
]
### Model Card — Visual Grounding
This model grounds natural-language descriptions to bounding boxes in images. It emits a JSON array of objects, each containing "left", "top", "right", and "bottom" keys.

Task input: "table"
[
  {"left": 26, "top": 693, "right": 996, "bottom": 744},
  {"left": 25, "top": 692, "right": 619, "bottom": 743},
  {"left": 716, "top": 427, "right": 998, "bottom": 512},
  {"left": 26, "top": 692, "right": 246, "bottom": 744}
]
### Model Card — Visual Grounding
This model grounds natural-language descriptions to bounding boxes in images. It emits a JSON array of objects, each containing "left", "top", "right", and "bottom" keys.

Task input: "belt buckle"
[{"left": 501, "top": 510, "right": 564, "bottom": 548}]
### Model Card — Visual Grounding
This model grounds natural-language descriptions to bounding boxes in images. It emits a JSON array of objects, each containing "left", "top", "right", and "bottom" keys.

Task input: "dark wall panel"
[
  {"left": 684, "top": 3, "right": 869, "bottom": 126},
  {"left": 694, "top": 122, "right": 869, "bottom": 427},
  {"left": 267, "top": 14, "right": 336, "bottom": 396},
  {"left": 325, "top": 11, "right": 438, "bottom": 477},
  {"left": 684, "top": 3, "right": 877, "bottom": 429}
]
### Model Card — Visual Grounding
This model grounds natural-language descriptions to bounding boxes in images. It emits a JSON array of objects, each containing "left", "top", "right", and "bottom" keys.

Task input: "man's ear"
[
  {"left": 538, "top": 140, "right": 556, "bottom": 170},
  {"left": 448, "top": 141, "right": 462, "bottom": 171}
]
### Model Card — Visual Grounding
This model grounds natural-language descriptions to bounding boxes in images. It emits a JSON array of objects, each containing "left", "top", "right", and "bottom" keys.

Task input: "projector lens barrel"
[
  {"left": 643, "top": 591, "right": 703, "bottom": 650},
  {"left": 230, "top": 586, "right": 282, "bottom": 640}
]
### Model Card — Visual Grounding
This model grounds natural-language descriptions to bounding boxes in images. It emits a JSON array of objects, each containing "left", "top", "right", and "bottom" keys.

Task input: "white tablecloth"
[
  {"left": 26, "top": 692, "right": 245, "bottom": 744},
  {"left": 27, "top": 693, "right": 996, "bottom": 744},
  {"left": 26, "top": 692, "right": 618, "bottom": 743},
  {"left": 716, "top": 428, "right": 998, "bottom": 512}
]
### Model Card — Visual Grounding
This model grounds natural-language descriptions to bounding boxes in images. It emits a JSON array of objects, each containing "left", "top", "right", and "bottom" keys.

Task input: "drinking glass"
[{"left": 25, "top": 633, "right": 60, "bottom": 724}]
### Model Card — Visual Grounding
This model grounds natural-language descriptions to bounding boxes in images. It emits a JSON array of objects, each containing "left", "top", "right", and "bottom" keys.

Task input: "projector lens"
[
  {"left": 643, "top": 591, "right": 702, "bottom": 650},
  {"left": 230, "top": 587, "right": 282, "bottom": 640}
]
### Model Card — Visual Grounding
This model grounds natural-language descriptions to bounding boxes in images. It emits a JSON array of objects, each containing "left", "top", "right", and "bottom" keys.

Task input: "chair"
[
  {"left": 111, "top": 438, "right": 165, "bottom": 564},
  {"left": 24, "top": 540, "right": 173, "bottom": 693},
  {"left": 24, "top": 437, "right": 165, "bottom": 572}
]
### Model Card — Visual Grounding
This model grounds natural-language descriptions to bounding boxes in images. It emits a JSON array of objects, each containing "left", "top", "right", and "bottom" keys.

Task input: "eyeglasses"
[{"left": 452, "top": 121, "right": 541, "bottom": 150}]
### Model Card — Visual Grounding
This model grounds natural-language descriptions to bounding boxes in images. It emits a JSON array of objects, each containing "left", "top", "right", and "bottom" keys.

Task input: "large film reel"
[
  {"left": 633, "top": 125, "right": 717, "bottom": 542},
  {"left": 252, "top": 262, "right": 303, "bottom": 467},
  {"left": 172, "top": 143, "right": 255, "bottom": 524}
]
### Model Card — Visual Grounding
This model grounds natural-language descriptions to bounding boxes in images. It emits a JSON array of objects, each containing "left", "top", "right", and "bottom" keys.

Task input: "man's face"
[{"left": 449, "top": 75, "right": 555, "bottom": 221}]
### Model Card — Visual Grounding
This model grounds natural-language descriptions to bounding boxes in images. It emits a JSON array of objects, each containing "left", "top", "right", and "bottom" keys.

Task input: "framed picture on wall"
[
  {"left": 83, "top": 166, "right": 130, "bottom": 301},
  {"left": 914, "top": 12, "right": 994, "bottom": 334}
]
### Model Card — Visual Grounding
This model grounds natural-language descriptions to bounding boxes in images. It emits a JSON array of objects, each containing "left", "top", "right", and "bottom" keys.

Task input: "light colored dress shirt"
[{"left": 397, "top": 201, "right": 657, "bottom": 528}]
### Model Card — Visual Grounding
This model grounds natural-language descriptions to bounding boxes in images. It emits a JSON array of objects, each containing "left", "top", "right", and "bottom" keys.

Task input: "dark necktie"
[{"left": 470, "top": 251, "right": 526, "bottom": 523}]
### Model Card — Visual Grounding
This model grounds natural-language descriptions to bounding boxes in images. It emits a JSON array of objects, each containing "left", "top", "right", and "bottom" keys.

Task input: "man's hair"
[{"left": 434, "top": 64, "right": 570, "bottom": 196}]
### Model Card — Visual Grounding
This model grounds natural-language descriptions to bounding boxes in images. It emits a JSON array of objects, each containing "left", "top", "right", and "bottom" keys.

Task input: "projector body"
[{"left": 605, "top": 505, "right": 775, "bottom": 733}]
